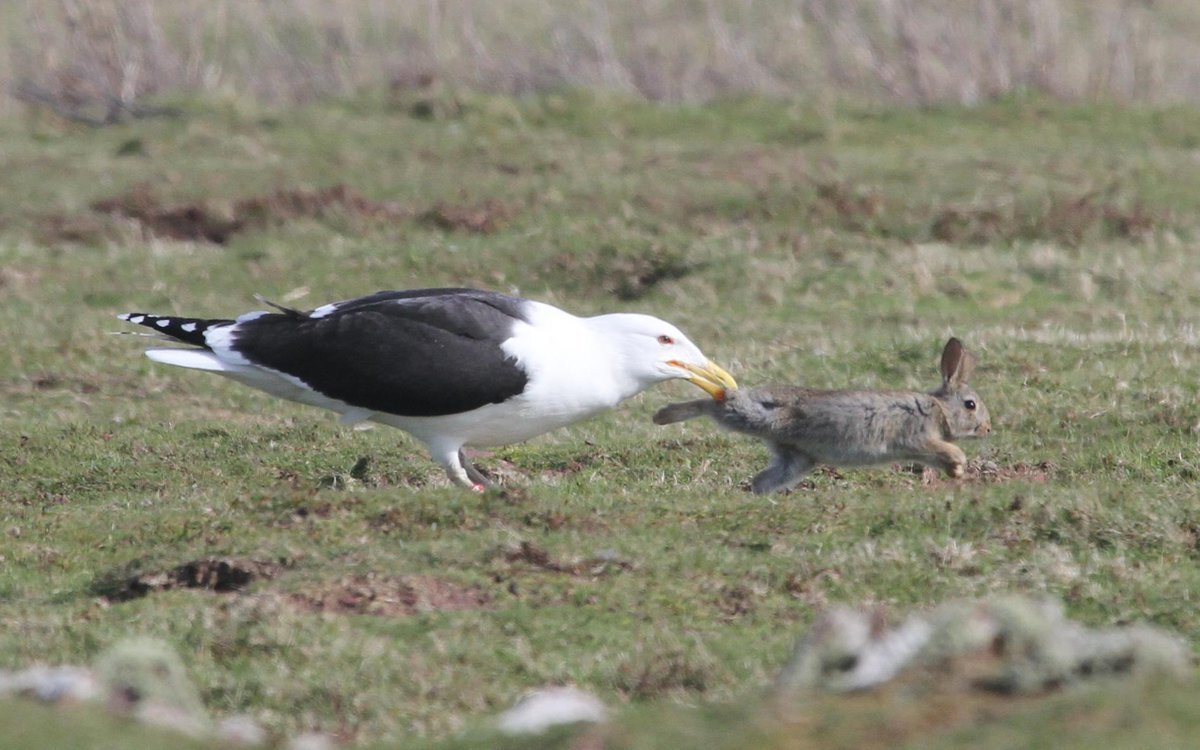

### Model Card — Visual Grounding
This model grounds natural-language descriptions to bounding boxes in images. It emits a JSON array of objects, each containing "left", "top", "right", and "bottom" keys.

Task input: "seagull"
[{"left": 118, "top": 287, "right": 736, "bottom": 490}]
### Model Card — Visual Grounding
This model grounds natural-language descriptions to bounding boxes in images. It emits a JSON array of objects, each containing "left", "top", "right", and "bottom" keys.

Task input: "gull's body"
[{"left": 120, "top": 288, "right": 734, "bottom": 488}]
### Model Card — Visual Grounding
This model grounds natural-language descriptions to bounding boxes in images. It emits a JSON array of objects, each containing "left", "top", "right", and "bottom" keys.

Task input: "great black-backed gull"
[{"left": 118, "top": 287, "right": 736, "bottom": 489}]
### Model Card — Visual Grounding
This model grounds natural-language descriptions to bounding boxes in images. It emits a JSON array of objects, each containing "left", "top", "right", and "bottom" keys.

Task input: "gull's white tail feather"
[
  {"left": 145, "top": 348, "right": 236, "bottom": 372},
  {"left": 146, "top": 347, "right": 336, "bottom": 408}
]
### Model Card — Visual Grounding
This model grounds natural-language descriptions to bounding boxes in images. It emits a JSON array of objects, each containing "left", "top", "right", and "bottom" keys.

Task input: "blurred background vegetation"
[{"left": 4, "top": 0, "right": 1199, "bottom": 124}]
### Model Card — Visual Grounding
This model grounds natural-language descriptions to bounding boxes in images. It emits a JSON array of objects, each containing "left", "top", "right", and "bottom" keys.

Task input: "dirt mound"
[
  {"left": 83, "top": 183, "right": 411, "bottom": 244},
  {"left": 286, "top": 574, "right": 491, "bottom": 617},
  {"left": 94, "top": 558, "right": 282, "bottom": 601},
  {"left": 42, "top": 184, "right": 518, "bottom": 244},
  {"left": 91, "top": 185, "right": 242, "bottom": 243}
]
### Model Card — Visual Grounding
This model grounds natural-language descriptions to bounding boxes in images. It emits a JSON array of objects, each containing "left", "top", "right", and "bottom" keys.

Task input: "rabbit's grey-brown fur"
[{"left": 654, "top": 338, "right": 991, "bottom": 494}]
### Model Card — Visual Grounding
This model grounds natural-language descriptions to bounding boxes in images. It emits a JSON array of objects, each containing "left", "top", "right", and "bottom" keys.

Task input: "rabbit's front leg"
[
  {"left": 922, "top": 439, "right": 966, "bottom": 478},
  {"left": 751, "top": 444, "right": 815, "bottom": 494}
]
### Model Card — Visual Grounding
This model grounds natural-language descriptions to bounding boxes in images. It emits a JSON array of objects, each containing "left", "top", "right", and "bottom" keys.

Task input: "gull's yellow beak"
[{"left": 669, "top": 360, "right": 738, "bottom": 401}]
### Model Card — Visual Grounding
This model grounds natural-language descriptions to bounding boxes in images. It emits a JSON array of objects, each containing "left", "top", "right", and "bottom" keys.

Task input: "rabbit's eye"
[
  {"left": 657, "top": 335, "right": 675, "bottom": 345},
  {"left": 964, "top": 399, "right": 977, "bottom": 411}
]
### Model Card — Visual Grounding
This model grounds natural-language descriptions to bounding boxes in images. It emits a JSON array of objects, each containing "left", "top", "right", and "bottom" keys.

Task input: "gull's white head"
[{"left": 591, "top": 313, "right": 737, "bottom": 400}]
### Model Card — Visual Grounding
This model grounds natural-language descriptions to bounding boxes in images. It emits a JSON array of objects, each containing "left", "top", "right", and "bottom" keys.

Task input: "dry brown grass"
[{"left": 5, "top": 0, "right": 1200, "bottom": 119}]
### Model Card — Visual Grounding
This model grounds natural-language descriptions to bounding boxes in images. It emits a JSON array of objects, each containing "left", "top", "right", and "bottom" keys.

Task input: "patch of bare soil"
[
  {"left": 91, "top": 185, "right": 243, "bottom": 243},
  {"left": 286, "top": 574, "right": 491, "bottom": 617},
  {"left": 912, "top": 460, "right": 1056, "bottom": 487},
  {"left": 42, "top": 183, "right": 522, "bottom": 244},
  {"left": 965, "top": 460, "right": 1055, "bottom": 484},
  {"left": 95, "top": 558, "right": 282, "bottom": 602},
  {"left": 972, "top": 460, "right": 1057, "bottom": 483},
  {"left": 42, "top": 183, "right": 411, "bottom": 245}
]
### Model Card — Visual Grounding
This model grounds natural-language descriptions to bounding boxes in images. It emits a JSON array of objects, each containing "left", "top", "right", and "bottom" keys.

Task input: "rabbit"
[{"left": 654, "top": 338, "right": 991, "bottom": 494}]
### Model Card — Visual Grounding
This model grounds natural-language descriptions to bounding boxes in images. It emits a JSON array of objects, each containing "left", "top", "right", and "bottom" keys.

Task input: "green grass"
[{"left": 3, "top": 91, "right": 1200, "bottom": 747}]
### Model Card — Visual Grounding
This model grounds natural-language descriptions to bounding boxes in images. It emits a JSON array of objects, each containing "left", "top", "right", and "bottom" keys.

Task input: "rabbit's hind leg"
[
  {"left": 751, "top": 444, "right": 815, "bottom": 494},
  {"left": 923, "top": 439, "right": 967, "bottom": 478}
]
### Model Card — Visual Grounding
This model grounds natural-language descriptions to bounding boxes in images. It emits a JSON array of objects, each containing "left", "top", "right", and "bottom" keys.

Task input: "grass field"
[{"left": 2, "top": 90, "right": 1200, "bottom": 747}]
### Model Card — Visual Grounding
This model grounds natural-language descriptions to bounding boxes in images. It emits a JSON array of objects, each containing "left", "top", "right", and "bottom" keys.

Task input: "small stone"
[
  {"left": 287, "top": 732, "right": 338, "bottom": 750},
  {"left": 217, "top": 714, "right": 270, "bottom": 746},
  {"left": 497, "top": 686, "right": 608, "bottom": 734},
  {"left": 0, "top": 665, "right": 99, "bottom": 703}
]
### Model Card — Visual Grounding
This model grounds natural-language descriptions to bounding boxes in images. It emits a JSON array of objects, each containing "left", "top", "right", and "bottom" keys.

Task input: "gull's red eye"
[{"left": 657, "top": 335, "right": 675, "bottom": 345}]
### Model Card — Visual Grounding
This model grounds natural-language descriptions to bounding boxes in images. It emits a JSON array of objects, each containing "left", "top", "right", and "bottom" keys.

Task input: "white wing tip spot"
[
  {"left": 155, "top": 319, "right": 171, "bottom": 328},
  {"left": 181, "top": 323, "right": 197, "bottom": 333}
]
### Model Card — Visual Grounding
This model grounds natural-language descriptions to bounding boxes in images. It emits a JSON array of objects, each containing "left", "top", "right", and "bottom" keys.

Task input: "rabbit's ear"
[
  {"left": 940, "top": 337, "right": 972, "bottom": 386},
  {"left": 956, "top": 350, "right": 977, "bottom": 384}
]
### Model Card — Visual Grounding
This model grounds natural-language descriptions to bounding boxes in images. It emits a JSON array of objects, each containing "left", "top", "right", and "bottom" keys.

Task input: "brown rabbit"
[{"left": 654, "top": 338, "right": 991, "bottom": 494}]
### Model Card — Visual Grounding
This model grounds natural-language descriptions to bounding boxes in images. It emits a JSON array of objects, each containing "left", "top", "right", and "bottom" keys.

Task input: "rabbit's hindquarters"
[{"left": 771, "top": 392, "right": 968, "bottom": 479}]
